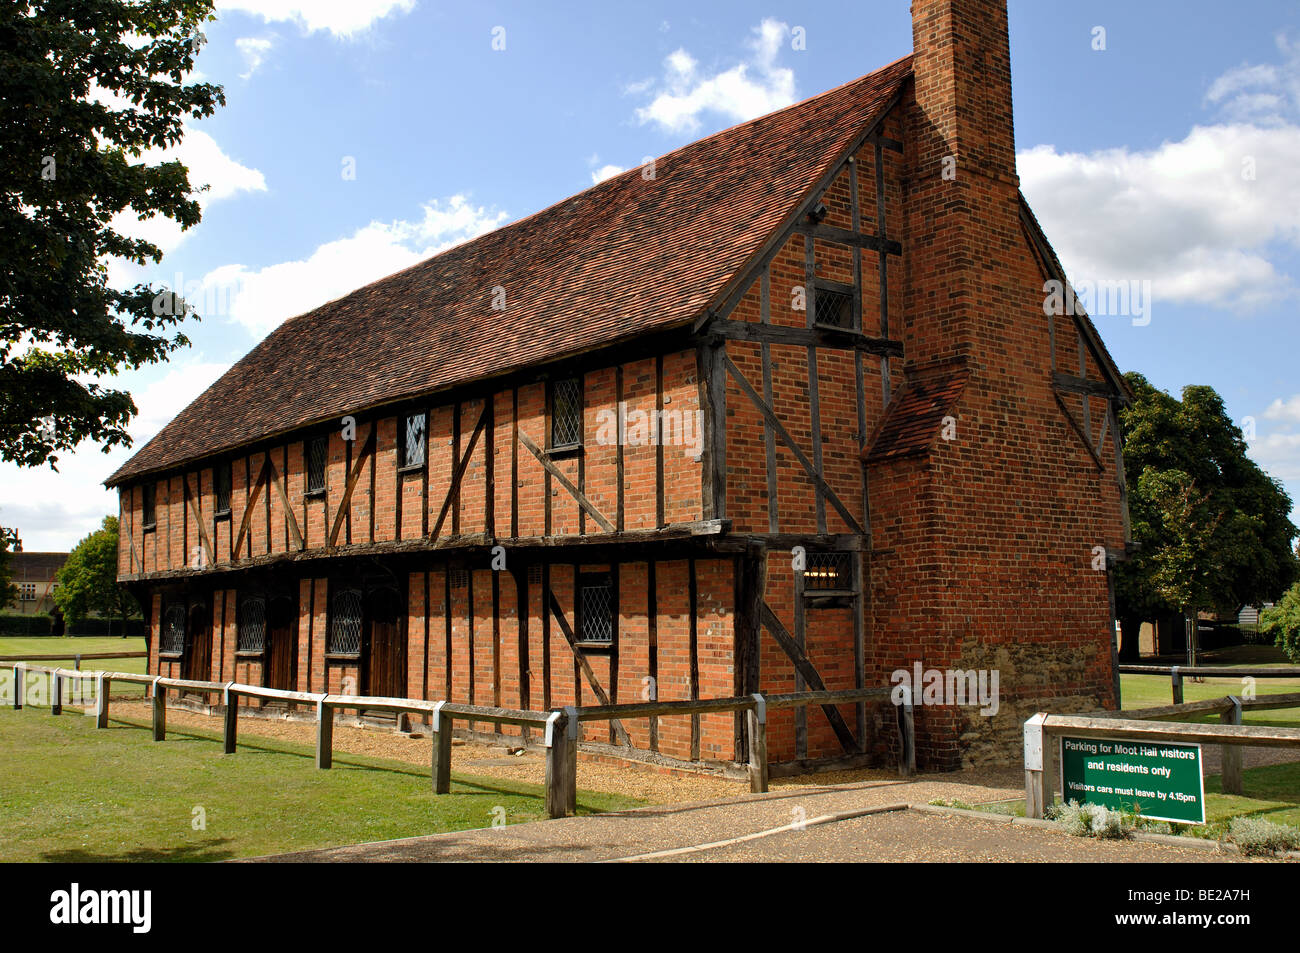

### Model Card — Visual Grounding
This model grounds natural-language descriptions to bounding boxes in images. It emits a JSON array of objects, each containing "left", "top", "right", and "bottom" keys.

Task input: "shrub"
[
  {"left": 1228, "top": 816, "right": 1300, "bottom": 857},
  {"left": 1053, "top": 800, "right": 1132, "bottom": 839},
  {"left": 1260, "top": 584, "right": 1300, "bottom": 664}
]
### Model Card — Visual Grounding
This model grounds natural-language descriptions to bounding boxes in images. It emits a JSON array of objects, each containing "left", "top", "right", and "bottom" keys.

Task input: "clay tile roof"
[
  {"left": 106, "top": 55, "right": 913, "bottom": 487},
  {"left": 864, "top": 361, "right": 970, "bottom": 463}
]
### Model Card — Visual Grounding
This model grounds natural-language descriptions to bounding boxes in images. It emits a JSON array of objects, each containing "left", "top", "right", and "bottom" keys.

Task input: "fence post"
[
  {"left": 544, "top": 707, "right": 578, "bottom": 819},
  {"left": 223, "top": 683, "right": 238, "bottom": 754},
  {"left": 1220, "top": 695, "right": 1243, "bottom": 796},
  {"left": 897, "top": 684, "right": 916, "bottom": 777},
  {"left": 51, "top": 669, "right": 62, "bottom": 716},
  {"left": 747, "top": 693, "right": 768, "bottom": 794},
  {"left": 11, "top": 664, "right": 22, "bottom": 710},
  {"left": 1024, "top": 713, "right": 1054, "bottom": 819},
  {"left": 316, "top": 696, "right": 333, "bottom": 769},
  {"left": 95, "top": 674, "right": 109, "bottom": 729},
  {"left": 430, "top": 701, "right": 452, "bottom": 794},
  {"left": 74, "top": 654, "right": 81, "bottom": 671},
  {"left": 152, "top": 678, "right": 166, "bottom": 741},
  {"left": 1170, "top": 665, "right": 1183, "bottom": 705}
]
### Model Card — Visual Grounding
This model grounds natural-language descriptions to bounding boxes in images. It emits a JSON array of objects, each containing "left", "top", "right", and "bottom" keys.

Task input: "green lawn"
[{"left": 0, "top": 707, "right": 642, "bottom": 862}]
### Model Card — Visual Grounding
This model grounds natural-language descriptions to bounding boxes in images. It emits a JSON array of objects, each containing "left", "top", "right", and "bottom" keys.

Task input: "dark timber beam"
[
  {"left": 328, "top": 428, "right": 377, "bottom": 547},
  {"left": 547, "top": 591, "right": 632, "bottom": 747},
  {"left": 760, "top": 603, "right": 858, "bottom": 754},
  {"left": 793, "top": 222, "right": 902, "bottom": 255},
  {"left": 430, "top": 408, "right": 488, "bottom": 540},
  {"left": 722, "top": 353, "right": 865, "bottom": 535},
  {"left": 517, "top": 430, "right": 614, "bottom": 533},
  {"left": 709, "top": 319, "right": 903, "bottom": 357}
]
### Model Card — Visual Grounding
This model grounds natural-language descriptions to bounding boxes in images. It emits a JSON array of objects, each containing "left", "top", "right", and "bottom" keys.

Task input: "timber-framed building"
[{"left": 109, "top": 0, "right": 1131, "bottom": 772}]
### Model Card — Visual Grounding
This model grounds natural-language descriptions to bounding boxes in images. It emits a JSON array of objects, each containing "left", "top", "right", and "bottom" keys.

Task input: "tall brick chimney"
[{"left": 904, "top": 0, "right": 1022, "bottom": 371}]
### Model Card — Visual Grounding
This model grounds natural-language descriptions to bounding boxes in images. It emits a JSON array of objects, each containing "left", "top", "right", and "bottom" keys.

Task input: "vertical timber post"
[
  {"left": 747, "top": 694, "right": 768, "bottom": 794},
  {"left": 1024, "top": 712, "right": 1052, "bottom": 819},
  {"left": 51, "top": 669, "right": 62, "bottom": 716},
  {"left": 1220, "top": 695, "right": 1243, "bottom": 796},
  {"left": 545, "top": 707, "right": 578, "bottom": 819},
  {"left": 223, "top": 683, "right": 238, "bottom": 754},
  {"left": 152, "top": 679, "right": 166, "bottom": 741},
  {"left": 316, "top": 695, "right": 333, "bottom": 769},
  {"left": 431, "top": 701, "right": 452, "bottom": 794},
  {"left": 1170, "top": 666, "right": 1183, "bottom": 705},
  {"left": 12, "top": 664, "right": 23, "bottom": 710},
  {"left": 95, "top": 674, "right": 110, "bottom": 729},
  {"left": 896, "top": 685, "right": 916, "bottom": 777}
]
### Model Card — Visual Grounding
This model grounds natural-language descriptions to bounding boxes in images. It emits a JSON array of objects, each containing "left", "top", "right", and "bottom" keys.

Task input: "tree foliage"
[
  {"left": 54, "top": 516, "right": 138, "bottom": 625},
  {"left": 1115, "top": 372, "right": 1299, "bottom": 623},
  {"left": 0, "top": 528, "right": 18, "bottom": 607},
  {"left": 1260, "top": 583, "right": 1300, "bottom": 663},
  {"left": 0, "top": 0, "right": 223, "bottom": 468}
]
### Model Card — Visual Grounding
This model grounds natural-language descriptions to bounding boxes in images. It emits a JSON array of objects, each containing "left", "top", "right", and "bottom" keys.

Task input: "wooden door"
[
  {"left": 364, "top": 586, "right": 405, "bottom": 698},
  {"left": 184, "top": 602, "right": 211, "bottom": 682},
  {"left": 265, "top": 595, "right": 298, "bottom": 691}
]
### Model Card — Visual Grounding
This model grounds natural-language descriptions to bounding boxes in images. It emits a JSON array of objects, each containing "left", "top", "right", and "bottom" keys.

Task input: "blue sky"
[{"left": 4, "top": 0, "right": 1300, "bottom": 551}]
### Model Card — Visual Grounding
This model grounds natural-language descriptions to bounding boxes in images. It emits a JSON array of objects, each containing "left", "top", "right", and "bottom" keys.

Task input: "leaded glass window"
[
  {"left": 142, "top": 483, "right": 157, "bottom": 527},
  {"left": 238, "top": 596, "right": 267, "bottom": 653},
  {"left": 579, "top": 573, "right": 613, "bottom": 644},
  {"left": 403, "top": 412, "right": 427, "bottom": 468},
  {"left": 813, "top": 287, "right": 854, "bottom": 330},
  {"left": 328, "top": 588, "right": 363, "bottom": 656},
  {"left": 550, "top": 377, "right": 582, "bottom": 448},
  {"left": 161, "top": 603, "right": 186, "bottom": 655},
  {"left": 803, "top": 552, "right": 853, "bottom": 591},
  {"left": 215, "top": 462, "right": 232, "bottom": 514},
  {"left": 307, "top": 436, "right": 327, "bottom": 493}
]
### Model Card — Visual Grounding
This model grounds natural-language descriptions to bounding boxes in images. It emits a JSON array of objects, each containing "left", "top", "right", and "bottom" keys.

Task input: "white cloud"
[
  {"left": 1264, "top": 394, "right": 1300, "bottom": 423},
  {"left": 106, "top": 127, "right": 266, "bottom": 289},
  {"left": 236, "top": 35, "right": 277, "bottom": 78},
  {"left": 1020, "top": 36, "right": 1300, "bottom": 314},
  {"left": 634, "top": 18, "right": 796, "bottom": 134},
  {"left": 591, "top": 164, "right": 624, "bottom": 184},
  {"left": 214, "top": 195, "right": 508, "bottom": 339},
  {"left": 216, "top": 0, "right": 417, "bottom": 38}
]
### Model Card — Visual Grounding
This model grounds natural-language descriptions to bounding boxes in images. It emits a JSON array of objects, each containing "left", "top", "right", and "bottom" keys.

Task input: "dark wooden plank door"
[
  {"left": 365, "top": 587, "right": 405, "bottom": 698},
  {"left": 266, "top": 596, "right": 298, "bottom": 691},
  {"left": 184, "top": 603, "right": 211, "bottom": 682}
]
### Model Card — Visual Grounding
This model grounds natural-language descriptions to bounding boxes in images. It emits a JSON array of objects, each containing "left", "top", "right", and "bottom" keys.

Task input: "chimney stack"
[{"left": 904, "top": 0, "right": 1022, "bottom": 370}]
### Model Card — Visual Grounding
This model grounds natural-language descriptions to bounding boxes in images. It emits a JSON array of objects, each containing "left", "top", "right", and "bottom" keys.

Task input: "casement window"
[
  {"left": 450, "top": 568, "right": 469, "bottom": 589},
  {"left": 550, "top": 377, "right": 582, "bottom": 450},
  {"left": 19, "top": 583, "right": 36, "bottom": 601},
  {"left": 142, "top": 483, "right": 157, "bottom": 529},
  {"left": 160, "top": 603, "right": 186, "bottom": 656},
  {"left": 401, "top": 412, "right": 427, "bottom": 469},
  {"left": 237, "top": 595, "right": 266, "bottom": 654},
  {"left": 802, "top": 552, "right": 854, "bottom": 592},
  {"left": 214, "top": 462, "right": 232, "bottom": 516},
  {"left": 307, "top": 435, "right": 328, "bottom": 494},
  {"left": 327, "top": 587, "right": 363, "bottom": 656},
  {"left": 812, "top": 282, "right": 855, "bottom": 330},
  {"left": 578, "top": 573, "right": 613, "bottom": 644}
]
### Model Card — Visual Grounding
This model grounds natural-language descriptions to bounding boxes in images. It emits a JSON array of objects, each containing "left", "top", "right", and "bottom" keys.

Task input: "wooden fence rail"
[
  {"left": 0, "top": 651, "right": 146, "bottom": 665},
  {"left": 1118, "top": 664, "right": 1300, "bottom": 705},
  {"left": 7, "top": 662, "right": 911, "bottom": 819}
]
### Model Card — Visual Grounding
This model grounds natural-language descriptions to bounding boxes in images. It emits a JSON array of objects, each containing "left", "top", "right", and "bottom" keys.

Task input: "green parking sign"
[{"left": 1059, "top": 736, "right": 1205, "bottom": 824}]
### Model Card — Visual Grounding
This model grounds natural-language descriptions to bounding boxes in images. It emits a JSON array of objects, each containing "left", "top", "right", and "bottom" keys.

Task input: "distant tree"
[
  {"left": 1115, "top": 373, "right": 1299, "bottom": 662},
  {"left": 0, "top": 527, "right": 18, "bottom": 607},
  {"left": 1260, "top": 582, "right": 1300, "bottom": 663},
  {"left": 54, "top": 516, "right": 138, "bottom": 633},
  {"left": 1, "top": 0, "right": 224, "bottom": 468}
]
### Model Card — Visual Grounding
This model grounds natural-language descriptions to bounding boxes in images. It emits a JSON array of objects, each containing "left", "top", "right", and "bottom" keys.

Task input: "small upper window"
[
  {"left": 307, "top": 436, "right": 327, "bottom": 494},
  {"left": 142, "top": 483, "right": 157, "bottom": 528},
  {"left": 551, "top": 377, "right": 582, "bottom": 449},
  {"left": 214, "top": 462, "right": 232, "bottom": 515},
  {"left": 813, "top": 286, "right": 855, "bottom": 330},
  {"left": 803, "top": 552, "right": 853, "bottom": 592},
  {"left": 328, "top": 587, "right": 363, "bottom": 656},
  {"left": 578, "top": 573, "right": 613, "bottom": 644},
  {"left": 19, "top": 583, "right": 37, "bottom": 601},
  {"left": 402, "top": 412, "right": 427, "bottom": 469}
]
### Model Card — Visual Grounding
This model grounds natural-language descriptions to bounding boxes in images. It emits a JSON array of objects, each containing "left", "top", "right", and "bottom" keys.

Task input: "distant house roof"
[
  {"left": 10, "top": 552, "right": 67, "bottom": 581},
  {"left": 107, "top": 56, "right": 914, "bottom": 487}
]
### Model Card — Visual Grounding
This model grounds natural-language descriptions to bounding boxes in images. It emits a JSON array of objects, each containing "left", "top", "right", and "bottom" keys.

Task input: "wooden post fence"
[{"left": 746, "top": 693, "right": 768, "bottom": 794}]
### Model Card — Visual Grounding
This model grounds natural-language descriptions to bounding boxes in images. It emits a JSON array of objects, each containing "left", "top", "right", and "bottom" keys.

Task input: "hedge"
[{"left": 0, "top": 615, "right": 145, "bottom": 637}]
